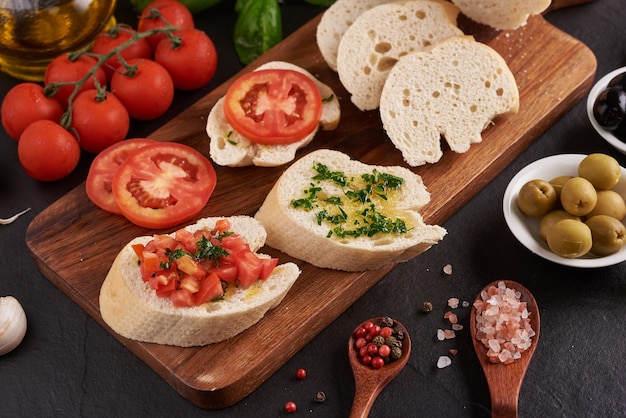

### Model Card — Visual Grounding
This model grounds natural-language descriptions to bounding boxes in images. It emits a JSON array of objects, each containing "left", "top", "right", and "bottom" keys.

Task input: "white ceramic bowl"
[
  {"left": 503, "top": 154, "right": 626, "bottom": 268},
  {"left": 587, "top": 66, "right": 626, "bottom": 154}
]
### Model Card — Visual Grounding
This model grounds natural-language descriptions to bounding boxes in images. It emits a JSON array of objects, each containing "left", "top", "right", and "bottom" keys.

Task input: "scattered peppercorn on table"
[{"left": 1, "top": 0, "right": 625, "bottom": 416}]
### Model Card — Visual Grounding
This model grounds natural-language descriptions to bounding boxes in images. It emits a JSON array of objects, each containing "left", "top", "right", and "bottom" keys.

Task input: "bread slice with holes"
[
  {"left": 254, "top": 149, "right": 446, "bottom": 271},
  {"left": 451, "top": 0, "right": 551, "bottom": 30},
  {"left": 379, "top": 35, "right": 519, "bottom": 166},
  {"left": 316, "top": 0, "right": 399, "bottom": 72},
  {"left": 336, "top": 0, "right": 463, "bottom": 111},
  {"left": 99, "top": 216, "right": 301, "bottom": 347},
  {"left": 206, "top": 61, "right": 340, "bottom": 167}
]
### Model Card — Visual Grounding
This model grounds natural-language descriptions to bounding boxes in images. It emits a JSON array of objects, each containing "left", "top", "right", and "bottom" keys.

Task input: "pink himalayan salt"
[
  {"left": 473, "top": 281, "right": 535, "bottom": 364},
  {"left": 448, "top": 297, "right": 459, "bottom": 309},
  {"left": 444, "top": 311, "right": 458, "bottom": 324}
]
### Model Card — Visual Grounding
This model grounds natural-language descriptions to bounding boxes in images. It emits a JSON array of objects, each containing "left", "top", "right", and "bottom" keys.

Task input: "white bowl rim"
[
  {"left": 503, "top": 154, "right": 626, "bottom": 268},
  {"left": 587, "top": 66, "right": 626, "bottom": 154}
]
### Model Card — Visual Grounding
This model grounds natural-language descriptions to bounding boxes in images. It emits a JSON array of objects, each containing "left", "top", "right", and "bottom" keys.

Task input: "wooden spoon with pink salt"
[{"left": 470, "top": 280, "right": 540, "bottom": 418}]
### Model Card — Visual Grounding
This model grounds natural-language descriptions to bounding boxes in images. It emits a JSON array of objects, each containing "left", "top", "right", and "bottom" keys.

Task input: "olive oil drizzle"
[{"left": 290, "top": 163, "right": 409, "bottom": 239}]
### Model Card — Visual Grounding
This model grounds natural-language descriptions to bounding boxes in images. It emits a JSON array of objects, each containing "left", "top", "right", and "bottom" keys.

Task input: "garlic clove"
[{"left": 0, "top": 296, "right": 27, "bottom": 356}]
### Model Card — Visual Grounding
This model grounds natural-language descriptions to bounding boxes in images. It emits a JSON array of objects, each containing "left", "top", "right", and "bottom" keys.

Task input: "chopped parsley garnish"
[
  {"left": 290, "top": 163, "right": 409, "bottom": 239},
  {"left": 160, "top": 233, "right": 231, "bottom": 269}
]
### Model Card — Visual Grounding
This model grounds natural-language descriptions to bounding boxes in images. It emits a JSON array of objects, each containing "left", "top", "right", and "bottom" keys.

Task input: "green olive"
[
  {"left": 585, "top": 215, "right": 626, "bottom": 256},
  {"left": 516, "top": 179, "right": 557, "bottom": 217},
  {"left": 586, "top": 190, "right": 626, "bottom": 220},
  {"left": 549, "top": 175, "right": 572, "bottom": 201},
  {"left": 539, "top": 210, "right": 580, "bottom": 242},
  {"left": 578, "top": 153, "right": 621, "bottom": 190},
  {"left": 546, "top": 219, "right": 592, "bottom": 258},
  {"left": 560, "top": 177, "right": 598, "bottom": 216}
]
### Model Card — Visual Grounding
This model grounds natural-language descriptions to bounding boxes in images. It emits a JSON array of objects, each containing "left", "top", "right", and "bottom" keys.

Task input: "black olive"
[
  {"left": 608, "top": 72, "right": 626, "bottom": 90},
  {"left": 613, "top": 120, "right": 626, "bottom": 143},
  {"left": 593, "top": 86, "right": 626, "bottom": 130}
]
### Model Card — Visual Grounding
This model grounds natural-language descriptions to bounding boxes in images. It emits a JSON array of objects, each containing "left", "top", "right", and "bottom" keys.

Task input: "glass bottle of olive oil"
[{"left": 0, "top": 0, "right": 117, "bottom": 81}]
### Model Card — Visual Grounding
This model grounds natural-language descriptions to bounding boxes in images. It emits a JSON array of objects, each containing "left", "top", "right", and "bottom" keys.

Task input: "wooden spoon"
[
  {"left": 470, "top": 280, "right": 541, "bottom": 418},
  {"left": 348, "top": 317, "right": 411, "bottom": 418}
]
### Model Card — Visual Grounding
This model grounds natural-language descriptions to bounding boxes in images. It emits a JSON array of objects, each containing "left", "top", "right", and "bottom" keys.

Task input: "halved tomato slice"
[
  {"left": 223, "top": 69, "right": 322, "bottom": 145},
  {"left": 86, "top": 138, "right": 156, "bottom": 214},
  {"left": 112, "top": 142, "right": 217, "bottom": 229}
]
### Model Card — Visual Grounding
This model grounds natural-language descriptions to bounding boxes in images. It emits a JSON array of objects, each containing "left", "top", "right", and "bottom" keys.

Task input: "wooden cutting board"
[{"left": 26, "top": 11, "right": 595, "bottom": 409}]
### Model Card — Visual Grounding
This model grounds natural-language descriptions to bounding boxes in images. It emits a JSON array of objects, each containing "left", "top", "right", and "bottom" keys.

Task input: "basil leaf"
[{"left": 234, "top": 0, "right": 283, "bottom": 65}]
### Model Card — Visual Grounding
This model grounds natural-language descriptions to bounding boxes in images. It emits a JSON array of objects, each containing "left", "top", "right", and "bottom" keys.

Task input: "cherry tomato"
[
  {"left": 91, "top": 26, "right": 152, "bottom": 81},
  {"left": 284, "top": 402, "right": 297, "bottom": 413},
  {"left": 44, "top": 54, "right": 107, "bottom": 108},
  {"left": 223, "top": 69, "right": 322, "bottom": 145},
  {"left": 138, "top": 0, "right": 195, "bottom": 51},
  {"left": 154, "top": 29, "right": 218, "bottom": 91},
  {"left": 86, "top": 138, "right": 156, "bottom": 214},
  {"left": 110, "top": 58, "right": 174, "bottom": 120},
  {"left": 17, "top": 120, "right": 81, "bottom": 181},
  {"left": 1, "top": 83, "right": 64, "bottom": 141},
  {"left": 70, "top": 89, "right": 130, "bottom": 153},
  {"left": 112, "top": 142, "right": 217, "bottom": 228}
]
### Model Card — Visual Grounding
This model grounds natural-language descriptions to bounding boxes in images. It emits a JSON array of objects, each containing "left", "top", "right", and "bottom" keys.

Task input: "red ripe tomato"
[
  {"left": 1, "top": 83, "right": 64, "bottom": 141},
  {"left": 70, "top": 89, "right": 130, "bottom": 153},
  {"left": 44, "top": 54, "right": 107, "bottom": 108},
  {"left": 91, "top": 27, "right": 152, "bottom": 81},
  {"left": 138, "top": 0, "right": 195, "bottom": 51},
  {"left": 154, "top": 29, "right": 218, "bottom": 91},
  {"left": 112, "top": 142, "right": 217, "bottom": 229},
  {"left": 86, "top": 138, "right": 156, "bottom": 214},
  {"left": 110, "top": 58, "right": 174, "bottom": 120},
  {"left": 223, "top": 69, "right": 323, "bottom": 145},
  {"left": 17, "top": 120, "right": 81, "bottom": 181}
]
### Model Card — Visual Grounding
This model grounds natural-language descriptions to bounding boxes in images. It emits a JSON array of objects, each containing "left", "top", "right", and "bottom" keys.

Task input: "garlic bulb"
[{"left": 0, "top": 296, "right": 27, "bottom": 356}]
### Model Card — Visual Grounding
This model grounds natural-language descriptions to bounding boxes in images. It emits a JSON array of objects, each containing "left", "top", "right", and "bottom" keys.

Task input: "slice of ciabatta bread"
[
  {"left": 99, "top": 216, "right": 301, "bottom": 347},
  {"left": 336, "top": 0, "right": 463, "bottom": 111},
  {"left": 316, "top": 0, "right": 398, "bottom": 72},
  {"left": 379, "top": 35, "right": 519, "bottom": 166},
  {"left": 254, "top": 149, "right": 446, "bottom": 271},
  {"left": 206, "top": 61, "right": 340, "bottom": 167},
  {"left": 451, "top": 0, "right": 551, "bottom": 30}
]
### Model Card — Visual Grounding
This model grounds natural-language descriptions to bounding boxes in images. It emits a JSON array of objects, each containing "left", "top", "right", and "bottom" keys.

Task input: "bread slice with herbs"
[
  {"left": 99, "top": 216, "right": 301, "bottom": 347},
  {"left": 379, "top": 35, "right": 519, "bottom": 166},
  {"left": 451, "top": 0, "right": 551, "bottom": 30},
  {"left": 206, "top": 61, "right": 340, "bottom": 167},
  {"left": 254, "top": 149, "right": 446, "bottom": 271},
  {"left": 315, "top": 0, "right": 399, "bottom": 72},
  {"left": 336, "top": 0, "right": 463, "bottom": 111}
]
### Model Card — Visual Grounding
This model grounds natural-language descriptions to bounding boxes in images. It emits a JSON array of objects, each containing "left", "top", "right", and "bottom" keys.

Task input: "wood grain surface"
[{"left": 25, "top": 12, "right": 596, "bottom": 409}]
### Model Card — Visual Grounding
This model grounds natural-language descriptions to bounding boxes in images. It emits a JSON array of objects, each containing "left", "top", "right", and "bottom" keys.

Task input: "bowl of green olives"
[
  {"left": 587, "top": 66, "right": 626, "bottom": 154},
  {"left": 503, "top": 154, "right": 626, "bottom": 268}
]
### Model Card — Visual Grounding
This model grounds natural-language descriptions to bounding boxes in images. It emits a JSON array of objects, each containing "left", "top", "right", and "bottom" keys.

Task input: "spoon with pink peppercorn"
[
  {"left": 348, "top": 317, "right": 411, "bottom": 418},
  {"left": 470, "top": 280, "right": 541, "bottom": 418}
]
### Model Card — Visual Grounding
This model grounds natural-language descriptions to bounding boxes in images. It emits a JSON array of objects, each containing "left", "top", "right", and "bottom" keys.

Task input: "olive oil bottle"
[{"left": 0, "top": 0, "right": 117, "bottom": 81}]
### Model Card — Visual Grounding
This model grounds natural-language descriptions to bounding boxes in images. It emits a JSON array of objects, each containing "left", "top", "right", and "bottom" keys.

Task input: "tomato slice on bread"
[
  {"left": 223, "top": 69, "right": 322, "bottom": 145},
  {"left": 112, "top": 142, "right": 217, "bottom": 229},
  {"left": 86, "top": 138, "right": 156, "bottom": 214}
]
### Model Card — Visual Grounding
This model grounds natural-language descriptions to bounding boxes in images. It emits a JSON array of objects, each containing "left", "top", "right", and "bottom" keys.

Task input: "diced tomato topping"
[
  {"left": 170, "top": 289, "right": 195, "bottom": 307},
  {"left": 133, "top": 219, "right": 279, "bottom": 306},
  {"left": 194, "top": 272, "right": 224, "bottom": 305}
]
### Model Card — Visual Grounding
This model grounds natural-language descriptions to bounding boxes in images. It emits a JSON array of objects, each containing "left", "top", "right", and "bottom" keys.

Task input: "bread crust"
[
  {"left": 254, "top": 149, "right": 446, "bottom": 271},
  {"left": 99, "top": 216, "right": 301, "bottom": 347},
  {"left": 451, "top": 0, "right": 551, "bottom": 30}
]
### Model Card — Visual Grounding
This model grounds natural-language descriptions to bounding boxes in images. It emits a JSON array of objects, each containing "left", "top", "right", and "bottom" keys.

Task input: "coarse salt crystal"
[
  {"left": 437, "top": 356, "right": 452, "bottom": 368},
  {"left": 443, "top": 264, "right": 453, "bottom": 275},
  {"left": 473, "top": 282, "right": 535, "bottom": 364},
  {"left": 437, "top": 329, "right": 445, "bottom": 341},
  {"left": 448, "top": 298, "right": 459, "bottom": 309}
]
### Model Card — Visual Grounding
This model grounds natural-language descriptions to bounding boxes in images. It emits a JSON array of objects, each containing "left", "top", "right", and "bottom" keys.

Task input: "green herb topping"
[{"left": 290, "top": 163, "right": 409, "bottom": 239}]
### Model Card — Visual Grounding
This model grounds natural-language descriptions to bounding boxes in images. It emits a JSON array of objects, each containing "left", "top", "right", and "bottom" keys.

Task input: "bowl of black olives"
[
  {"left": 503, "top": 154, "right": 626, "bottom": 268},
  {"left": 588, "top": 66, "right": 626, "bottom": 154}
]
